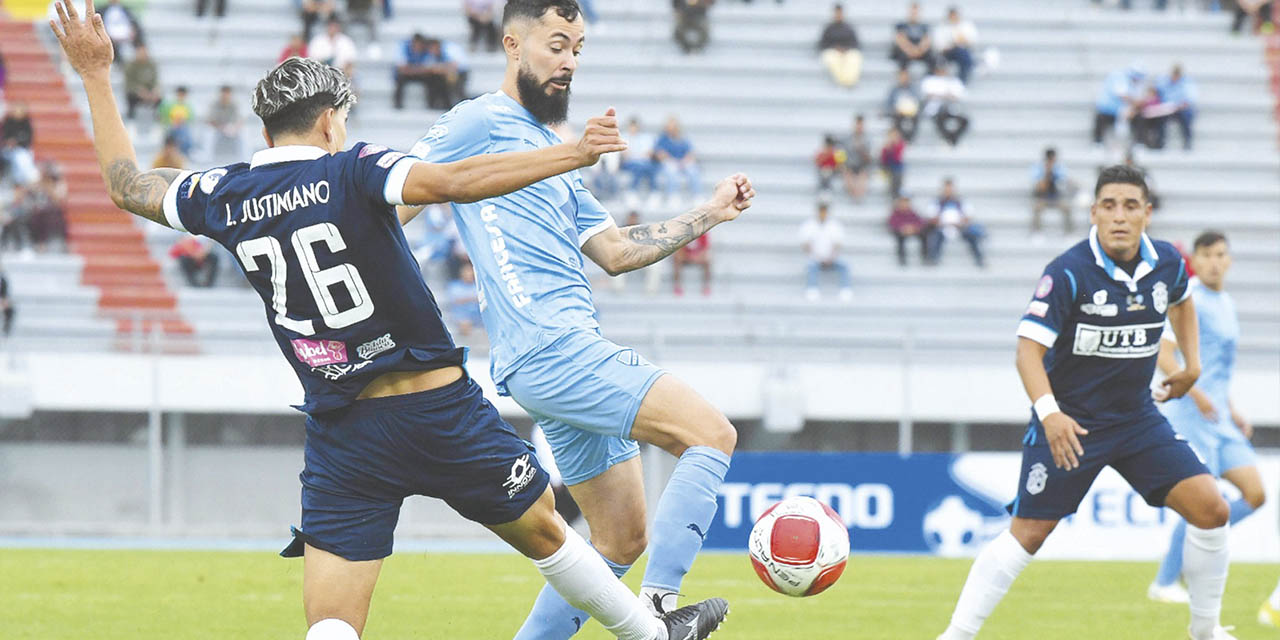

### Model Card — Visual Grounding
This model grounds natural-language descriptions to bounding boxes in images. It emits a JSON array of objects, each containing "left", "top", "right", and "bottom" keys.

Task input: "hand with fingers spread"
[
  {"left": 706, "top": 173, "right": 756, "bottom": 223},
  {"left": 1042, "top": 412, "right": 1088, "bottom": 471},
  {"left": 575, "top": 107, "right": 628, "bottom": 167},
  {"left": 50, "top": 0, "right": 114, "bottom": 78}
]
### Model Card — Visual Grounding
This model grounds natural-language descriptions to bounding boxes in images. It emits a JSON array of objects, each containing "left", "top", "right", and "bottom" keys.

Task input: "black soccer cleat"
[{"left": 661, "top": 597, "right": 729, "bottom": 640}]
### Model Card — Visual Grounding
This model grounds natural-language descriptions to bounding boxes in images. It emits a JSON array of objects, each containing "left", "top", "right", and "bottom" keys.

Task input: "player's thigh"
[
  {"left": 486, "top": 485, "right": 567, "bottom": 561},
  {"left": 1222, "top": 460, "right": 1266, "bottom": 508},
  {"left": 1165, "top": 474, "right": 1229, "bottom": 529},
  {"left": 303, "top": 543, "right": 383, "bottom": 633},
  {"left": 630, "top": 373, "right": 736, "bottom": 457},
  {"left": 565, "top": 455, "right": 649, "bottom": 564},
  {"left": 1111, "top": 416, "right": 1216, "bottom": 521}
]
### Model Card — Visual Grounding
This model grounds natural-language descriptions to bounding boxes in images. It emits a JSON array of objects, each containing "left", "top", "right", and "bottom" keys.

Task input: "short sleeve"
[
  {"left": 1170, "top": 258, "right": 1192, "bottom": 305},
  {"left": 162, "top": 169, "right": 215, "bottom": 236},
  {"left": 344, "top": 142, "right": 419, "bottom": 208},
  {"left": 1016, "top": 264, "right": 1076, "bottom": 348},
  {"left": 574, "top": 174, "right": 614, "bottom": 247},
  {"left": 410, "top": 107, "right": 493, "bottom": 165}
]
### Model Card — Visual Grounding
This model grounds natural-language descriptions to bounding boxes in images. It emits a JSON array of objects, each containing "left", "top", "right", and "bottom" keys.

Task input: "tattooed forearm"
[
  {"left": 105, "top": 160, "right": 181, "bottom": 227},
  {"left": 614, "top": 205, "right": 717, "bottom": 273}
]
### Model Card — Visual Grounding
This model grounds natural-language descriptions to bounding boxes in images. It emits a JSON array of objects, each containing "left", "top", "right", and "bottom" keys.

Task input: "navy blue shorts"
[
  {"left": 1008, "top": 411, "right": 1209, "bottom": 521},
  {"left": 280, "top": 376, "right": 549, "bottom": 562}
]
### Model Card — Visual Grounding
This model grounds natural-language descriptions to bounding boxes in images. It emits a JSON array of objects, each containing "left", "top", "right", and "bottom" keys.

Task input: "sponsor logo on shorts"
[
  {"left": 1026, "top": 301, "right": 1050, "bottom": 318},
  {"left": 356, "top": 333, "right": 396, "bottom": 360},
  {"left": 376, "top": 152, "right": 407, "bottom": 169},
  {"left": 1026, "top": 462, "right": 1048, "bottom": 495},
  {"left": 503, "top": 454, "right": 538, "bottom": 499},
  {"left": 1071, "top": 322, "right": 1162, "bottom": 359},
  {"left": 615, "top": 349, "right": 647, "bottom": 366},
  {"left": 312, "top": 361, "right": 373, "bottom": 381},
  {"left": 358, "top": 144, "right": 388, "bottom": 158},
  {"left": 291, "top": 339, "right": 348, "bottom": 368}
]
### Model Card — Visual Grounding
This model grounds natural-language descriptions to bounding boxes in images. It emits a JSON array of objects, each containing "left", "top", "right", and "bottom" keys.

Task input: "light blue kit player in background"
[
  {"left": 401, "top": 1, "right": 755, "bottom": 637},
  {"left": 1149, "top": 231, "right": 1266, "bottom": 605}
]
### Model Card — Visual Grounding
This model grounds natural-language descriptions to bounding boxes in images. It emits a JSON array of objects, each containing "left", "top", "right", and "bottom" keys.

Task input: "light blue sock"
[
  {"left": 1156, "top": 519, "right": 1187, "bottom": 587},
  {"left": 1227, "top": 496, "right": 1255, "bottom": 525},
  {"left": 641, "top": 445, "right": 732, "bottom": 592},
  {"left": 1156, "top": 497, "right": 1256, "bottom": 587},
  {"left": 512, "top": 547, "right": 630, "bottom": 640}
]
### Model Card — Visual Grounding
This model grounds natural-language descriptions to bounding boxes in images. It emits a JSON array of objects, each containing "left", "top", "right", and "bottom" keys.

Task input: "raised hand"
[
  {"left": 707, "top": 173, "right": 756, "bottom": 223},
  {"left": 50, "top": 0, "right": 114, "bottom": 78},
  {"left": 575, "top": 107, "right": 628, "bottom": 167}
]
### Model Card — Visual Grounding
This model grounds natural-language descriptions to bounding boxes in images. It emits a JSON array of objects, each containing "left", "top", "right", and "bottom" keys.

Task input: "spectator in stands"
[
  {"left": 815, "top": 134, "right": 844, "bottom": 194},
  {"left": 1129, "top": 85, "right": 1167, "bottom": 149},
  {"left": 672, "top": 233, "right": 712, "bottom": 297},
  {"left": 621, "top": 118, "right": 659, "bottom": 208},
  {"left": 10, "top": 161, "right": 66, "bottom": 253},
  {"left": 817, "top": 3, "right": 862, "bottom": 89},
  {"left": 0, "top": 144, "right": 40, "bottom": 252},
  {"left": 655, "top": 116, "right": 701, "bottom": 206},
  {"left": 1155, "top": 63, "right": 1197, "bottom": 150},
  {"left": 888, "top": 195, "right": 928, "bottom": 267},
  {"left": 0, "top": 267, "right": 12, "bottom": 338},
  {"left": 927, "top": 177, "right": 985, "bottom": 267},
  {"left": 169, "top": 236, "right": 220, "bottom": 288},
  {"left": 885, "top": 69, "right": 922, "bottom": 142},
  {"left": 447, "top": 261, "right": 482, "bottom": 336},
  {"left": 879, "top": 126, "right": 906, "bottom": 198},
  {"left": 309, "top": 16, "right": 358, "bottom": 80},
  {"left": 936, "top": 5, "right": 978, "bottom": 84},
  {"left": 1093, "top": 63, "right": 1146, "bottom": 146},
  {"left": 920, "top": 65, "right": 969, "bottom": 147},
  {"left": 465, "top": 0, "right": 502, "bottom": 52},
  {"left": 1030, "top": 147, "right": 1075, "bottom": 238},
  {"left": 123, "top": 45, "right": 161, "bottom": 122},
  {"left": 891, "top": 2, "right": 934, "bottom": 74},
  {"left": 800, "top": 201, "right": 853, "bottom": 301},
  {"left": 0, "top": 137, "right": 38, "bottom": 188},
  {"left": 298, "top": 0, "right": 336, "bottom": 42},
  {"left": 196, "top": 0, "right": 227, "bottom": 18},
  {"left": 1233, "top": 0, "right": 1275, "bottom": 34},
  {"left": 158, "top": 86, "right": 196, "bottom": 156},
  {"left": 394, "top": 34, "right": 438, "bottom": 110},
  {"left": 1, "top": 103, "right": 34, "bottom": 149},
  {"left": 279, "top": 33, "right": 309, "bottom": 63},
  {"left": 440, "top": 38, "right": 471, "bottom": 106},
  {"left": 102, "top": 0, "right": 143, "bottom": 63},
  {"left": 206, "top": 85, "right": 244, "bottom": 162},
  {"left": 674, "top": 0, "right": 715, "bottom": 54},
  {"left": 346, "top": 0, "right": 381, "bottom": 41},
  {"left": 152, "top": 133, "right": 188, "bottom": 170},
  {"left": 841, "top": 114, "right": 873, "bottom": 202}
]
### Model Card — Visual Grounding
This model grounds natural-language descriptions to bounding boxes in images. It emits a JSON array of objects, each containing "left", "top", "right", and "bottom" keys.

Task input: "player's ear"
[{"left": 502, "top": 31, "right": 520, "bottom": 60}]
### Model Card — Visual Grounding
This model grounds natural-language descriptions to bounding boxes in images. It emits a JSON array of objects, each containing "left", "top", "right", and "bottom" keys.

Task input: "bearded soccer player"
[
  {"left": 401, "top": 1, "right": 753, "bottom": 637},
  {"left": 937, "top": 166, "right": 1235, "bottom": 640},
  {"left": 51, "top": 3, "right": 726, "bottom": 639},
  {"left": 1147, "top": 231, "right": 1265, "bottom": 605}
]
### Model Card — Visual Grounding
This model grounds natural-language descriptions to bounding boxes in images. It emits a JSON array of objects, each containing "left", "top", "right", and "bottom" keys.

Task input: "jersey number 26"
[{"left": 235, "top": 222, "right": 374, "bottom": 336}]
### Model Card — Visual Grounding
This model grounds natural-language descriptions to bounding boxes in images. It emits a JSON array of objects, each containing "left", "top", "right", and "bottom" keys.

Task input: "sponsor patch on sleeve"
[
  {"left": 358, "top": 144, "right": 388, "bottom": 158},
  {"left": 1026, "top": 301, "right": 1050, "bottom": 318},
  {"left": 376, "top": 152, "right": 407, "bottom": 169},
  {"left": 1034, "top": 275, "right": 1054, "bottom": 299}
]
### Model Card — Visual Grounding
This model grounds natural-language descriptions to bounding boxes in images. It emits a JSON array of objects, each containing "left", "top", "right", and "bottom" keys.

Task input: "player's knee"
[
  {"left": 694, "top": 413, "right": 736, "bottom": 456},
  {"left": 596, "top": 529, "right": 648, "bottom": 566},
  {"left": 1190, "top": 498, "right": 1230, "bottom": 529},
  {"left": 1244, "top": 486, "right": 1266, "bottom": 510}
]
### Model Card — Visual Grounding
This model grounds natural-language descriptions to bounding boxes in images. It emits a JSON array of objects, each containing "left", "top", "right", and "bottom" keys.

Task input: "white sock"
[
  {"left": 939, "top": 530, "right": 1034, "bottom": 640},
  {"left": 306, "top": 618, "right": 358, "bottom": 640},
  {"left": 1270, "top": 577, "right": 1280, "bottom": 609},
  {"left": 1184, "top": 524, "right": 1229, "bottom": 639},
  {"left": 640, "top": 586, "right": 679, "bottom": 615},
  {"left": 533, "top": 527, "right": 664, "bottom": 640}
]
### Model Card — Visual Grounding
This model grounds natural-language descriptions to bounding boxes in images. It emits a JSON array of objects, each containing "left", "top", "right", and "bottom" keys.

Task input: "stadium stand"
[{"left": 2, "top": 0, "right": 1277, "bottom": 371}]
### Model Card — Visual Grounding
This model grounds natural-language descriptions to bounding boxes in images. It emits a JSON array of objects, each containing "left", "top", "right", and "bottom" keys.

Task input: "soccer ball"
[{"left": 748, "top": 496, "right": 850, "bottom": 597}]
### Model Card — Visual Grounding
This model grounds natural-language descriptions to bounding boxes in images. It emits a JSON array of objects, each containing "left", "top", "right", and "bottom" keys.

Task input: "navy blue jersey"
[
  {"left": 161, "top": 143, "right": 464, "bottom": 414},
  {"left": 1016, "top": 227, "right": 1191, "bottom": 431}
]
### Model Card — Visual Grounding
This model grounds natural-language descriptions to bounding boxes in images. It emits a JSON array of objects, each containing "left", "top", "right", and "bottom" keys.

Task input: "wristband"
[{"left": 1034, "top": 394, "right": 1061, "bottom": 421}]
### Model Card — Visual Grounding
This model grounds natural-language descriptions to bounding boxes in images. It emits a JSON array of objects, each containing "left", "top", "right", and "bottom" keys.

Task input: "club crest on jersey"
[
  {"left": 1152, "top": 282, "right": 1168, "bottom": 313},
  {"left": 1035, "top": 275, "right": 1053, "bottom": 299},
  {"left": 291, "top": 338, "right": 348, "bottom": 368},
  {"left": 356, "top": 333, "right": 396, "bottom": 360},
  {"left": 1092, "top": 290, "right": 1107, "bottom": 305},
  {"left": 502, "top": 454, "right": 538, "bottom": 499},
  {"left": 1026, "top": 463, "right": 1048, "bottom": 495}
]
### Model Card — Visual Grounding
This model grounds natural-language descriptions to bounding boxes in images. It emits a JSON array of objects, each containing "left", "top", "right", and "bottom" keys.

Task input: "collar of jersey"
[
  {"left": 250, "top": 145, "right": 328, "bottom": 169},
  {"left": 1088, "top": 225, "right": 1158, "bottom": 290}
]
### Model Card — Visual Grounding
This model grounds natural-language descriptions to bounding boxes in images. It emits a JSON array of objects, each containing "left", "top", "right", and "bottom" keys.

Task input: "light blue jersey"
[{"left": 410, "top": 91, "right": 616, "bottom": 386}]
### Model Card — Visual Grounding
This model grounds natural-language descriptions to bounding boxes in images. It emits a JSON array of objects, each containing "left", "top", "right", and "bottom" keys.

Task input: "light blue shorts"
[
  {"left": 500, "top": 330, "right": 665, "bottom": 485},
  {"left": 1168, "top": 411, "right": 1258, "bottom": 477}
]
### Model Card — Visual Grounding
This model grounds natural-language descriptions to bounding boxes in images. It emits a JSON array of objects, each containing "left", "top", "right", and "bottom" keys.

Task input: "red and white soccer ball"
[{"left": 748, "top": 496, "right": 850, "bottom": 597}]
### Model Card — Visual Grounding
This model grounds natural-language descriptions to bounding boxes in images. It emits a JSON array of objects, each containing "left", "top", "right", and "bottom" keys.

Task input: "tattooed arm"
[
  {"left": 582, "top": 173, "right": 755, "bottom": 276},
  {"left": 51, "top": 1, "right": 180, "bottom": 227}
]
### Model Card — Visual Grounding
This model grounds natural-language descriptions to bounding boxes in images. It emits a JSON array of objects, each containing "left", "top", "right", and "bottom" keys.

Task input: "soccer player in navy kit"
[
  {"left": 937, "top": 166, "right": 1235, "bottom": 640},
  {"left": 51, "top": 3, "right": 727, "bottom": 640}
]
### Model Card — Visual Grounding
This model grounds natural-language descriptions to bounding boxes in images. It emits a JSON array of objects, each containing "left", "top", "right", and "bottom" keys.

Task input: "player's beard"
[{"left": 516, "top": 66, "right": 571, "bottom": 126}]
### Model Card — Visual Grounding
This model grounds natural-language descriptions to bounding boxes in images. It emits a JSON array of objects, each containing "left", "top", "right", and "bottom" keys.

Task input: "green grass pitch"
[{"left": 2, "top": 549, "right": 1277, "bottom": 638}]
